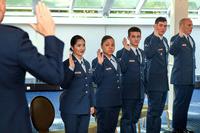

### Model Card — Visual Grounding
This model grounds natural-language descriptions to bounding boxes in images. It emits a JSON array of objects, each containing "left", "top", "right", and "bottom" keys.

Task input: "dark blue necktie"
[
  {"left": 136, "top": 49, "right": 140, "bottom": 63},
  {"left": 187, "top": 36, "right": 193, "bottom": 48},
  {"left": 81, "top": 61, "right": 86, "bottom": 72}
]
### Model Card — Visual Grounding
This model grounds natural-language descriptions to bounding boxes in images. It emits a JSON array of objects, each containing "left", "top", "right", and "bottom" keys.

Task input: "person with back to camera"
[
  {"left": 60, "top": 35, "right": 95, "bottom": 133},
  {"left": 92, "top": 35, "right": 122, "bottom": 133},
  {"left": 0, "top": 1, "right": 64, "bottom": 133}
]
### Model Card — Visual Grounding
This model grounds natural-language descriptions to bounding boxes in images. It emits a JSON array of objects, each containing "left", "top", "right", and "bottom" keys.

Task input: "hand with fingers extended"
[
  {"left": 123, "top": 37, "right": 130, "bottom": 51},
  {"left": 179, "top": 26, "right": 184, "bottom": 37},
  {"left": 69, "top": 54, "right": 75, "bottom": 69},
  {"left": 154, "top": 28, "right": 159, "bottom": 37},
  {"left": 97, "top": 49, "right": 104, "bottom": 65},
  {"left": 30, "top": 2, "right": 55, "bottom": 36}
]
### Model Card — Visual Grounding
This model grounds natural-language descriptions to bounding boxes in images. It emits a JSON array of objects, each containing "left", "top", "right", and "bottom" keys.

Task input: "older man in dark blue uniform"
[
  {"left": 144, "top": 17, "right": 169, "bottom": 133},
  {"left": 0, "top": 1, "right": 64, "bottom": 133},
  {"left": 116, "top": 27, "right": 145, "bottom": 133},
  {"left": 170, "top": 18, "right": 195, "bottom": 133}
]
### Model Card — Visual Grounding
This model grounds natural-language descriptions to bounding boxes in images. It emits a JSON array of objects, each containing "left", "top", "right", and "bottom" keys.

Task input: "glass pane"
[
  {"left": 6, "top": 0, "right": 32, "bottom": 7},
  {"left": 74, "top": 0, "right": 106, "bottom": 8},
  {"left": 112, "top": 0, "right": 140, "bottom": 9},
  {"left": 189, "top": 0, "right": 200, "bottom": 10},
  {"left": 6, "top": 0, "right": 70, "bottom": 8},
  {"left": 143, "top": 0, "right": 170, "bottom": 9},
  {"left": 43, "top": 0, "right": 70, "bottom": 8}
]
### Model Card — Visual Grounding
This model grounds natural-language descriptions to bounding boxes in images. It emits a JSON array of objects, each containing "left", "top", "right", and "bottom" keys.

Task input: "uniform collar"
[
  {"left": 154, "top": 32, "right": 164, "bottom": 40},
  {"left": 73, "top": 54, "right": 84, "bottom": 64}
]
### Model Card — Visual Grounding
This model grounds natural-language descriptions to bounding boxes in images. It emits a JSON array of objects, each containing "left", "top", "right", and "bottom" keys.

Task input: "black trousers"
[
  {"left": 96, "top": 106, "right": 121, "bottom": 133},
  {"left": 146, "top": 91, "right": 167, "bottom": 133},
  {"left": 120, "top": 99, "right": 144, "bottom": 133},
  {"left": 61, "top": 113, "right": 90, "bottom": 133},
  {"left": 172, "top": 84, "right": 194, "bottom": 130}
]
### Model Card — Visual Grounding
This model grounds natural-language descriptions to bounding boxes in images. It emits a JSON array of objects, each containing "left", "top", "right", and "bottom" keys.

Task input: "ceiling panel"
[
  {"left": 142, "top": 0, "right": 170, "bottom": 9},
  {"left": 73, "top": 0, "right": 105, "bottom": 8},
  {"left": 112, "top": 0, "right": 140, "bottom": 9}
]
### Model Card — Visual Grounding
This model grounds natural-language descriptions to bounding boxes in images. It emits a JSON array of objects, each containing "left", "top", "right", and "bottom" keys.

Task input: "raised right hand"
[
  {"left": 179, "top": 27, "right": 184, "bottom": 37},
  {"left": 154, "top": 29, "right": 159, "bottom": 37},
  {"left": 69, "top": 54, "right": 75, "bottom": 69},
  {"left": 123, "top": 37, "right": 130, "bottom": 51},
  {"left": 97, "top": 49, "right": 104, "bottom": 65},
  {"left": 30, "top": 2, "right": 55, "bottom": 36}
]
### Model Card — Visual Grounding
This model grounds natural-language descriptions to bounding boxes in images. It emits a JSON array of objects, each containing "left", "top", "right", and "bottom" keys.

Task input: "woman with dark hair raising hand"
[
  {"left": 60, "top": 35, "right": 95, "bottom": 133},
  {"left": 92, "top": 35, "right": 122, "bottom": 133}
]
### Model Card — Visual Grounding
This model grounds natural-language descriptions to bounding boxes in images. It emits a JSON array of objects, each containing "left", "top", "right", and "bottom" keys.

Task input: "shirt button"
[
  {"left": 117, "top": 80, "right": 120, "bottom": 83},
  {"left": 85, "top": 77, "right": 88, "bottom": 79},
  {"left": 85, "top": 91, "right": 88, "bottom": 94},
  {"left": 85, "top": 84, "right": 88, "bottom": 87},
  {"left": 118, "top": 86, "right": 120, "bottom": 89}
]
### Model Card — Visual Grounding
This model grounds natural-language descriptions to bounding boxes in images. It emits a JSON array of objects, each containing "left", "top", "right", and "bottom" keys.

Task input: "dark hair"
[
  {"left": 70, "top": 35, "right": 85, "bottom": 47},
  {"left": 155, "top": 17, "right": 167, "bottom": 24},
  {"left": 128, "top": 26, "right": 141, "bottom": 37},
  {"left": 101, "top": 35, "right": 114, "bottom": 46}
]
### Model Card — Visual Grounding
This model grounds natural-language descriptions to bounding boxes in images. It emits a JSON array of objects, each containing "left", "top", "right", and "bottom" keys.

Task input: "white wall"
[
  {"left": 191, "top": 26, "right": 200, "bottom": 76},
  {"left": 12, "top": 24, "right": 200, "bottom": 78}
]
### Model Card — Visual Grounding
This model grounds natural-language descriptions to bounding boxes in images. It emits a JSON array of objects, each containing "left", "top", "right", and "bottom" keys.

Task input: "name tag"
[
  {"left": 105, "top": 67, "right": 112, "bottom": 71},
  {"left": 182, "top": 44, "right": 187, "bottom": 47},
  {"left": 129, "top": 60, "right": 135, "bottom": 62},
  {"left": 75, "top": 71, "right": 81, "bottom": 74}
]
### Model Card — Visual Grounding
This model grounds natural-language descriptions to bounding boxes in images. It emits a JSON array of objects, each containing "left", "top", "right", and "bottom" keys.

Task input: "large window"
[
  {"left": 5, "top": 0, "right": 200, "bottom": 18},
  {"left": 7, "top": 0, "right": 69, "bottom": 8}
]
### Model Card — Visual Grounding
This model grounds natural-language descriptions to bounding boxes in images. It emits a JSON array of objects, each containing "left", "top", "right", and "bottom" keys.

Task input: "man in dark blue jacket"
[
  {"left": 116, "top": 27, "right": 145, "bottom": 133},
  {"left": 170, "top": 18, "right": 195, "bottom": 133},
  {"left": 144, "top": 17, "right": 169, "bottom": 133},
  {"left": 0, "top": 1, "right": 64, "bottom": 133}
]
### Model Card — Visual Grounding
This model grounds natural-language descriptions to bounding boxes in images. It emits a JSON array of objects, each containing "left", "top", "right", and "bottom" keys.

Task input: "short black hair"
[
  {"left": 128, "top": 26, "right": 141, "bottom": 37},
  {"left": 101, "top": 35, "right": 114, "bottom": 46},
  {"left": 70, "top": 35, "right": 85, "bottom": 47},
  {"left": 155, "top": 17, "right": 167, "bottom": 24}
]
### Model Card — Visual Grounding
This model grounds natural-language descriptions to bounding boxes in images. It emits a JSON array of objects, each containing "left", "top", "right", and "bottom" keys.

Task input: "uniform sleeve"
[
  {"left": 169, "top": 36, "right": 182, "bottom": 56},
  {"left": 116, "top": 50, "right": 122, "bottom": 59},
  {"left": 60, "top": 60, "right": 74, "bottom": 89},
  {"left": 17, "top": 32, "right": 64, "bottom": 85},
  {"left": 90, "top": 81, "right": 95, "bottom": 107},
  {"left": 118, "top": 49, "right": 129, "bottom": 73},
  {"left": 90, "top": 88, "right": 95, "bottom": 107},
  {"left": 92, "top": 59, "right": 104, "bottom": 85},
  {"left": 144, "top": 37, "right": 157, "bottom": 59}
]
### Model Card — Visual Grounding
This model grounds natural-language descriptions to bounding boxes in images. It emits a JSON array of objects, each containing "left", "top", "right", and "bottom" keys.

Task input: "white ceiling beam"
[
  {"left": 102, "top": 0, "right": 115, "bottom": 16},
  {"left": 167, "top": 6, "right": 171, "bottom": 17},
  {"left": 69, "top": 0, "right": 75, "bottom": 13},
  {"left": 135, "top": 0, "right": 147, "bottom": 14},
  {"left": 198, "top": 8, "right": 200, "bottom": 19}
]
